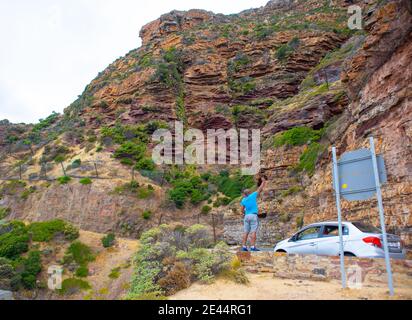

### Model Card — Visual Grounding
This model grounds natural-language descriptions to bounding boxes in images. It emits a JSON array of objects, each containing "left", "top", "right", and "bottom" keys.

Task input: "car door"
[
  {"left": 316, "top": 224, "right": 349, "bottom": 256},
  {"left": 287, "top": 226, "right": 322, "bottom": 255}
]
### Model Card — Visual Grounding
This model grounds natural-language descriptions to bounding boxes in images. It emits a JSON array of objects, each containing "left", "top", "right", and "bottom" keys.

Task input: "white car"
[{"left": 274, "top": 221, "right": 406, "bottom": 259}]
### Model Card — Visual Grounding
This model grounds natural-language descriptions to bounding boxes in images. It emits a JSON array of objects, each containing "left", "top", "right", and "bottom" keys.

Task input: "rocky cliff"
[{"left": 0, "top": 0, "right": 411, "bottom": 248}]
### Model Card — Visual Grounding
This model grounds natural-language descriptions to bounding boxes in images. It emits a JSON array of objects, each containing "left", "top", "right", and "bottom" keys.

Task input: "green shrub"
[
  {"left": 0, "top": 222, "right": 29, "bottom": 259},
  {"left": 28, "top": 219, "right": 67, "bottom": 242},
  {"left": 64, "top": 241, "right": 94, "bottom": 267},
  {"left": 0, "top": 180, "right": 27, "bottom": 196},
  {"left": 63, "top": 223, "right": 80, "bottom": 241},
  {"left": 59, "top": 278, "right": 91, "bottom": 295},
  {"left": 296, "top": 142, "right": 326, "bottom": 176},
  {"left": 19, "top": 251, "right": 42, "bottom": 289},
  {"left": 281, "top": 186, "right": 303, "bottom": 197},
  {"left": 120, "top": 158, "right": 134, "bottom": 166},
  {"left": 71, "top": 159, "right": 81, "bottom": 168},
  {"left": 79, "top": 178, "right": 92, "bottom": 185},
  {"left": 109, "top": 267, "right": 121, "bottom": 279},
  {"left": 135, "top": 158, "right": 155, "bottom": 171},
  {"left": 21, "top": 186, "right": 36, "bottom": 200},
  {"left": 32, "top": 112, "right": 59, "bottom": 132},
  {"left": 114, "top": 141, "right": 146, "bottom": 162},
  {"left": 102, "top": 233, "right": 116, "bottom": 248},
  {"left": 142, "top": 210, "right": 152, "bottom": 220},
  {"left": 228, "top": 77, "right": 256, "bottom": 94},
  {"left": 128, "top": 225, "right": 231, "bottom": 298},
  {"left": 75, "top": 266, "right": 89, "bottom": 278},
  {"left": 137, "top": 186, "right": 154, "bottom": 199},
  {"left": 210, "top": 171, "right": 255, "bottom": 200},
  {"left": 57, "top": 176, "right": 71, "bottom": 185},
  {"left": 0, "top": 207, "right": 11, "bottom": 220},
  {"left": 276, "top": 37, "right": 300, "bottom": 62},
  {"left": 0, "top": 257, "right": 20, "bottom": 291},
  {"left": 274, "top": 127, "right": 323, "bottom": 147},
  {"left": 201, "top": 205, "right": 212, "bottom": 215}
]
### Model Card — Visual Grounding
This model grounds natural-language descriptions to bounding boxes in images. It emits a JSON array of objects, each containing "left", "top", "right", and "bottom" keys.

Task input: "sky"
[{"left": 0, "top": 0, "right": 269, "bottom": 124}]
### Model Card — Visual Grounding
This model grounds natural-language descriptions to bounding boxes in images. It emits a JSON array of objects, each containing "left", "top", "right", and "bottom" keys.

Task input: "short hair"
[{"left": 243, "top": 189, "right": 251, "bottom": 196}]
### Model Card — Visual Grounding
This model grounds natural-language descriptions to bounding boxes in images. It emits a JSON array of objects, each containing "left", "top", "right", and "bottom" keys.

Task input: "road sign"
[
  {"left": 333, "top": 149, "right": 387, "bottom": 201},
  {"left": 332, "top": 137, "right": 394, "bottom": 296}
]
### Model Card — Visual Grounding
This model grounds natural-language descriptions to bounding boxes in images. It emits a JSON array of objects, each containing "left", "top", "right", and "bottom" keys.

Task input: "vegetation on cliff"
[{"left": 127, "top": 224, "right": 247, "bottom": 300}]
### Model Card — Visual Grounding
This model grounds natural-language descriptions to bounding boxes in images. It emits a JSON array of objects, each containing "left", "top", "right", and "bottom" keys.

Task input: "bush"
[
  {"left": 109, "top": 267, "right": 121, "bottom": 279},
  {"left": 63, "top": 223, "right": 80, "bottom": 241},
  {"left": 185, "top": 225, "right": 214, "bottom": 249},
  {"left": 201, "top": 205, "right": 212, "bottom": 215},
  {"left": 296, "top": 142, "right": 326, "bottom": 176},
  {"left": 79, "top": 178, "right": 92, "bottom": 185},
  {"left": 273, "top": 127, "right": 323, "bottom": 147},
  {"left": 210, "top": 171, "right": 255, "bottom": 201},
  {"left": 135, "top": 158, "right": 156, "bottom": 171},
  {"left": 168, "top": 175, "right": 209, "bottom": 209},
  {"left": 158, "top": 261, "right": 191, "bottom": 295},
  {"left": 114, "top": 141, "right": 147, "bottom": 163},
  {"left": 137, "top": 186, "right": 154, "bottom": 200},
  {"left": 0, "top": 222, "right": 29, "bottom": 259},
  {"left": 75, "top": 266, "right": 89, "bottom": 278},
  {"left": 19, "top": 251, "right": 42, "bottom": 289},
  {"left": 0, "top": 257, "right": 20, "bottom": 291},
  {"left": 71, "top": 159, "right": 81, "bottom": 168},
  {"left": 59, "top": 278, "right": 91, "bottom": 295},
  {"left": 128, "top": 224, "right": 224, "bottom": 298},
  {"left": 102, "top": 233, "right": 116, "bottom": 248},
  {"left": 0, "top": 180, "right": 27, "bottom": 196},
  {"left": 142, "top": 210, "right": 152, "bottom": 220},
  {"left": 0, "top": 207, "right": 11, "bottom": 220},
  {"left": 64, "top": 241, "right": 94, "bottom": 267},
  {"left": 28, "top": 219, "right": 67, "bottom": 242},
  {"left": 57, "top": 176, "right": 72, "bottom": 185},
  {"left": 20, "top": 186, "right": 36, "bottom": 200},
  {"left": 276, "top": 37, "right": 300, "bottom": 62}
]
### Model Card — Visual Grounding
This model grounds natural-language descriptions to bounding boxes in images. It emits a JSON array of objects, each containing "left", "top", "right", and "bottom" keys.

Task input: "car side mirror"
[{"left": 289, "top": 235, "right": 297, "bottom": 242}]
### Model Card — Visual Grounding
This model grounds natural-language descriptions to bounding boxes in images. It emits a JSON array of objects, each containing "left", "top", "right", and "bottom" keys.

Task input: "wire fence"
[{"left": 0, "top": 160, "right": 168, "bottom": 186}]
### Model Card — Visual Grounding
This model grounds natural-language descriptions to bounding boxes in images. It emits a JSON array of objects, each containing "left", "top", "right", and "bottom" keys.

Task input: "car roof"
[{"left": 305, "top": 221, "right": 353, "bottom": 227}]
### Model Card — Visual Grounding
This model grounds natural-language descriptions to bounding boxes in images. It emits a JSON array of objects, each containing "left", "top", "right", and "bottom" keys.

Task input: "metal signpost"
[{"left": 332, "top": 137, "right": 394, "bottom": 296}]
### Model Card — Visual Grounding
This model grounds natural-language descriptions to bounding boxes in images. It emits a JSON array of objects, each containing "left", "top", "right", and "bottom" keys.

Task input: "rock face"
[
  {"left": 1, "top": 0, "right": 411, "bottom": 248},
  {"left": 223, "top": 0, "right": 412, "bottom": 248}
]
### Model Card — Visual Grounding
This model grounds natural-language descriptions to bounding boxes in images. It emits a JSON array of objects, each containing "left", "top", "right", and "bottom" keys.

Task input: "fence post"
[
  {"left": 211, "top": 213, "right": 217, "bottom": 244},
  {"left": 94, "top": 162, "right": 99, "bottom": 178}
]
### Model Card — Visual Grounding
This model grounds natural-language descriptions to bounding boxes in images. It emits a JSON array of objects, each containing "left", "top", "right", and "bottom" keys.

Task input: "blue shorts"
[{"left": 244, "top": 214, "right": 259, "bottom": 233}]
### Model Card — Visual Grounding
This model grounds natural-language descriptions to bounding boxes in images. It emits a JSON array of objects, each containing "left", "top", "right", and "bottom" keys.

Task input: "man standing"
[{"left": 240, "top": 178, "right": 267, "bottom": 252}]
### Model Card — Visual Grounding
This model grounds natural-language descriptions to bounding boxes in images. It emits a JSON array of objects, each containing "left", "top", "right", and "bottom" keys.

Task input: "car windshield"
[{"left": 352, "top": 222, "right": 381, "bottom": 234}]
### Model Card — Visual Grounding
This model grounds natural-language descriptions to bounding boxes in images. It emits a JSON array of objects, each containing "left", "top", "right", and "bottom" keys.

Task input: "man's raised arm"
[{"left": 257, "top": 178, "right": 267, "bottom": 197}]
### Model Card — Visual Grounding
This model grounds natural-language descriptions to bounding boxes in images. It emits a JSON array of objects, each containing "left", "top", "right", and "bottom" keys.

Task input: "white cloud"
[{"left": 0, "top": 0, "right": 268, "bottom": 124}]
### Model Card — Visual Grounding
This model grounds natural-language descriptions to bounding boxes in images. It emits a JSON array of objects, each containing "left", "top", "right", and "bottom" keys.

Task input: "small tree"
[
  {"left": 101, "top": 233, "right": 116, "bottom": 248},
  {"left": 54, "top": 155, "right": 67, "bottom": 176}
]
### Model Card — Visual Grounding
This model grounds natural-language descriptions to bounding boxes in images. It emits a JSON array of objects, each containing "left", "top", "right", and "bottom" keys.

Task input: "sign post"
[
  {"left": 332, "top": 147, "right": 347, "bottom": 288},
  {"left": 369, "top": 137, "right": 394, "bottom": 296},
  {"left": 332, "top": 137, "right": 393, "bottom": 296}
]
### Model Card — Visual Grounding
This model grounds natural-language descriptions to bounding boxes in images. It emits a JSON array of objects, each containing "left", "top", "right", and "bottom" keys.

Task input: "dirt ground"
[
  {"left": 170, "top": 273, "right": 412, "bottom": 300},
  {"left": 40, "top": 230, "right": 140, "bottom": 300}
]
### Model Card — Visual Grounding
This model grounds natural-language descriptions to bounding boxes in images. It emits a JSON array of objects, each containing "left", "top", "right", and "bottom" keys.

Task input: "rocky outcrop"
[
  {"left": 1, "top": 0, "right": 411, "bottom": 249},
  {"left": 223, "top": 0, "right": 412, "bottom": 248}
]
